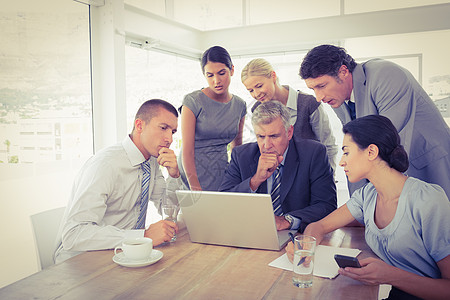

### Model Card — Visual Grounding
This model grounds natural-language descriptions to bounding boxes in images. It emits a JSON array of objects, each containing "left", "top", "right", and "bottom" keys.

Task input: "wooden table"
[{"left": 0, "top": 227, "right": 379, "bottom": 299}]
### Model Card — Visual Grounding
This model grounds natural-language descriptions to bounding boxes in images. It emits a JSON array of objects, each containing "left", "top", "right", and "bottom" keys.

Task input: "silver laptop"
[{"left": 175, "top": 190, "right": 296, "bottom": 251}]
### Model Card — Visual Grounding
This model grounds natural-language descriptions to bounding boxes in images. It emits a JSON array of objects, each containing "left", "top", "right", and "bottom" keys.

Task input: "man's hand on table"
[{"left": 145, "top": 220, "right": 178, "bottom": 246}]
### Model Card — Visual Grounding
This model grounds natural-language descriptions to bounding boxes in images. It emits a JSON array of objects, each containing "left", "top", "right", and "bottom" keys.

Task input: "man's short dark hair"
[
  {"left": 299, "top": 44, "right": 357, "bottom": 79},
  {"left": 134, "top": 99, "right": 178, "bottom": 124}
]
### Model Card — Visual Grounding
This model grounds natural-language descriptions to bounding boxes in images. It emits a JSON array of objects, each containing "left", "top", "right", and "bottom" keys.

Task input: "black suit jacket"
[{"left": 219, "top": 139, "right": 337, "bottom": 232}]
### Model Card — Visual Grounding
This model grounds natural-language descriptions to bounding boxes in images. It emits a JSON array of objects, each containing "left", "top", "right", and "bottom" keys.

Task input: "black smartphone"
[{"left": 334, "top": 254, "right": 361, "bottom": 268}]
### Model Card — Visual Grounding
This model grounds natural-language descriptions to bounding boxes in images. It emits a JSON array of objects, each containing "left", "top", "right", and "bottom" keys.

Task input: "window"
[
  {"left": 345, "top": 29, "right": 450, "bottom": 125},
  {"left": 125, "top": 46, "right": 205, "bottom": 154},
  {"left": 0, "top": 0, "right": 91, "bottom": 287}
]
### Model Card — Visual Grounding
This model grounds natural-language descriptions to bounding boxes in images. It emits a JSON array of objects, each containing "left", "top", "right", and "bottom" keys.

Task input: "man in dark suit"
[{"left": 219, "top": 100, "right": 336, "bottom": 232}]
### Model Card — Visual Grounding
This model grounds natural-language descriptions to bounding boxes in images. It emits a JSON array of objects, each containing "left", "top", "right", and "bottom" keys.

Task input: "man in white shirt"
[{"left": 54, "top": 99, "right": 181, "bottom": 263}]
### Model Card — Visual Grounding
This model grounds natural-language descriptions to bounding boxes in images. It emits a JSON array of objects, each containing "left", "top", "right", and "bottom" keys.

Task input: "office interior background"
[{"left": 1, "top": 0, "right": 449, "bottom": 288}]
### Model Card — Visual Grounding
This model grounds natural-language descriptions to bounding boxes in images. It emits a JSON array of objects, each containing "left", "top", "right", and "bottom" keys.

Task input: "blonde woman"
[{"left": 242, "top": 58, "right": 337, "bottom": 171}]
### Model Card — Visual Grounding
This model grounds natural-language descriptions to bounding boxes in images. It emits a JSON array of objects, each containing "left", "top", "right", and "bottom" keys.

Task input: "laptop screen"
[{"left": 176, "top": 190, "right": 294, "bottom": 251}]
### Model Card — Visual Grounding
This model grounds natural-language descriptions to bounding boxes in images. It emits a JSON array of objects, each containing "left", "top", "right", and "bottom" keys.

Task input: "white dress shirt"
[
  {"left": 54, "top": 135, "right": 181, "bottom": 263},
  {"left": 345, "top": 90, "right": 356, "bottom": 106}
]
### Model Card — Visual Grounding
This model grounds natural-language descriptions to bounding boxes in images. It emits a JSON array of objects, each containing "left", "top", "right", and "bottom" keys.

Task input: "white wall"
[{"left": 0, "top": 160, "right": 85, "bottom": 287}]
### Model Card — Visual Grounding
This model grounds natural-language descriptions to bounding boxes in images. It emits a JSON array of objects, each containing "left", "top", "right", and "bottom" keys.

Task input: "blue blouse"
[{"left": 346, "top": 177, "right": 450, "bottom": 278}]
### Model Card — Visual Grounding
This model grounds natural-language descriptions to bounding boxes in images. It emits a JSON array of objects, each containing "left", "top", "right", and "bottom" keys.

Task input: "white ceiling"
[
  {"left": 124, "top": 0, "right": 450, "bottom": 31},
  {"left": 122, "top": 1, "right": 450, "bottom": 58}
]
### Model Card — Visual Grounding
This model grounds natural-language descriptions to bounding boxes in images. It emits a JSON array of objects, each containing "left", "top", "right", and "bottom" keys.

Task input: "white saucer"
[{"left": 113, "top": 250, "right": 163, "bottom": 268}]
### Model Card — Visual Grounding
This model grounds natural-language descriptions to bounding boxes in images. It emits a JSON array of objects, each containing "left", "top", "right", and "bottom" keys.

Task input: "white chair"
[{"left": 30, "top": 207, "right": 66, "bottom": 270}]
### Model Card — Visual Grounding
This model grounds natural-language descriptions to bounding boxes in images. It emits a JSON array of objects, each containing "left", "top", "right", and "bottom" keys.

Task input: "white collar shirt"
[
  {"left": 285, "top": 85, "right": 298, "bottom": 125},
  {"left": 54, "top": 135, "right": 181, "bottom": 263}
]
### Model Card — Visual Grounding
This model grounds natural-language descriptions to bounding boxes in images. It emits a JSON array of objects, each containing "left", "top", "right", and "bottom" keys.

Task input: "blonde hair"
[{"left": 241, "top": 58, "right": 279, "bottom": 84}]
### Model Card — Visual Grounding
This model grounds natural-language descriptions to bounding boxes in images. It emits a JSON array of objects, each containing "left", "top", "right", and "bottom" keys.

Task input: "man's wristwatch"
[{"left": 284, "top": 214, "right": 294, "bottom": 228}]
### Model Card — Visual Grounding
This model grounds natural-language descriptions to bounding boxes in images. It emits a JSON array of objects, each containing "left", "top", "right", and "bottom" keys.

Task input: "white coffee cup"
[{"left": 114, "top": 237, "right": 153, "bottom": 261}]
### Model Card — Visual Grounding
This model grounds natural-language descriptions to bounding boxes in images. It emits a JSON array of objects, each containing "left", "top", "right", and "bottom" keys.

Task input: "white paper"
[
  {"left": 268, "top": 245, "right": 361, "bottom": 279},
  {"left": 379, "top": 284, "right": 392, "bottom": 299}
]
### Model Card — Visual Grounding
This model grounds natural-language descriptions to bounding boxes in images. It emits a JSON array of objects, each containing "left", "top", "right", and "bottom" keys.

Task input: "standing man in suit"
[
  {"left": 55, "top": 99, "right": 181, "bottom": 263},
  {"left": 219, "top": 101, "right": 337, "bottom": 232},
  {"left": 300, "top": 44, "right": 450, "bottom": 198}
]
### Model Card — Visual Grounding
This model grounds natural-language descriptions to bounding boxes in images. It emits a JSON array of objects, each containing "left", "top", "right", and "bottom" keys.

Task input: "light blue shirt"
[{"left": 346, "top": 177, "right": 450, "bottom": 278}]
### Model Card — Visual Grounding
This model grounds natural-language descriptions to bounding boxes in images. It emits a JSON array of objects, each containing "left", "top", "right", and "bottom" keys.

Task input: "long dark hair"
[
  {"left": 201, "top": 46, "right": 233, "bottom": 74},
  {"left": 343, "top": 115, "right": 409, "bottom": 172}
]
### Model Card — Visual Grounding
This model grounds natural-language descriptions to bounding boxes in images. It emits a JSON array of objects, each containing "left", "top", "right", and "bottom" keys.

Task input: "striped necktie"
[
  {"left": 271, "top": 166, "right": 283, "bottom": 216},
  {"left": 135, "top": 161, "right": 151, "bottom": 229}
]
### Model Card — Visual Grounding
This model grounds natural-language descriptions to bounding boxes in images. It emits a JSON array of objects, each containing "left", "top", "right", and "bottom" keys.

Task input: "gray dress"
[{"left": 178, "top": 90, "right": 247, "bottom": 191}]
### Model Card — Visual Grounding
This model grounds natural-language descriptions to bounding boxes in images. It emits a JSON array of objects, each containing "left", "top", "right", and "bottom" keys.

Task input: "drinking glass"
[
  {"left": 292, "top": 235, "right": 316, "bottom": 288},
  {"left": 162, "top": 204, "right": 178, "bottom": 242}
]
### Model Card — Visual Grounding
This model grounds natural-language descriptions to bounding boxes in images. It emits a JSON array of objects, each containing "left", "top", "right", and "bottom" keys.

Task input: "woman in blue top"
[
  {"left": 179, "top": 46, "right": 247, "bottom": 191},
  {"left": 286, "top": 115, "right": 450, "bottom": 299}
]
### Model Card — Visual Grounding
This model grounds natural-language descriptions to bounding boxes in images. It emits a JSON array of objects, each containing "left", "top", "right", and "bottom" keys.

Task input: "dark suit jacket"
[{"left": 219, "top": 139, "right": 337, "bottom": 232}]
